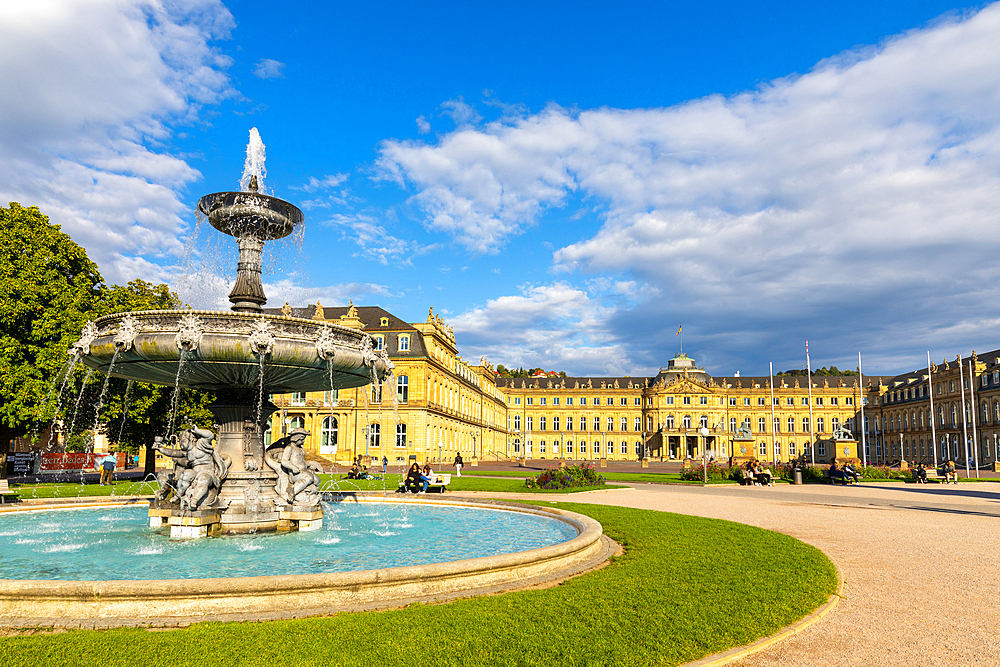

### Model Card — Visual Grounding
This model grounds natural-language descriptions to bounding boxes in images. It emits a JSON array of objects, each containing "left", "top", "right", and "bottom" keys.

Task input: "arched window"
[
  {"left": 950, "top": 406, "right": 956, "bottom": 426},
  {"left": 665, "top": 415, "right": 675, "bottom": 429},
  {"left": 397, "top": 375, "right": 409, "bottom": 402},
  {"left": 683, "top": 415, "right": 692, "bottom": 428},
  {"left": 395, "top": 423, "right": 406, "bottom": 448},
  {"left": 321, "top": 416, "right": 338, "bottom": 454},
  {"left": 699, "top": 415, "right": 708, "bottom": 428},
  {"left": 290, "top": 416, "right": 305, "bottom": 430}
]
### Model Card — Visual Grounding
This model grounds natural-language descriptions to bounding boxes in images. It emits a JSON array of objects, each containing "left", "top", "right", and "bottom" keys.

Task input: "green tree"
[{"left": 0, "top": 203, "right": 104, "bottom": 476}]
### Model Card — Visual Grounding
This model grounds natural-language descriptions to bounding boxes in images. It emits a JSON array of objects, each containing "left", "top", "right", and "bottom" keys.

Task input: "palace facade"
[
  {"left": 864, "top": 349, "right": 1000, "bottom": 468},
  {"left": 267, "top": 303, "right": 904, "bottom": 467}
]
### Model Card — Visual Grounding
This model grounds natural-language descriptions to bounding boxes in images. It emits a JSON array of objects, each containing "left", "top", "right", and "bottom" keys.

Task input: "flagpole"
[
  {"left": 968, "top": 358, "right": 980, "bottom": 478},
  {"left": 769, "top": 362, "right": 777, "bottom": 464},
  {"left": 858, "top": 352, "right": 867, "bottom": 467},
  {"left": 958, "top": 354, "right": 970, "bottom": 479},
  {"left": 807, "top": 341, "right": 815, "bottom": 466},
  {"left": 927, "top": 352, "right": 938, "bottom": 469}
]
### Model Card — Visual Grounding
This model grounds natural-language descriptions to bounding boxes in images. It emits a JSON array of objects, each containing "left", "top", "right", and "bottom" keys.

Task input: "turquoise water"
[{"left": 0, "top": 502, "right": 577, "bottom": 581}]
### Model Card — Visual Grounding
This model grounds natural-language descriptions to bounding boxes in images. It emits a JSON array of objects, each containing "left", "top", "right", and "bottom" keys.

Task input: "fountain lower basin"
[
  {"left": 77, "top": 310, "right": 388, "bottom": 392},
  {"left": 0, "top": 497, "right": 608, "bottom": 625}
]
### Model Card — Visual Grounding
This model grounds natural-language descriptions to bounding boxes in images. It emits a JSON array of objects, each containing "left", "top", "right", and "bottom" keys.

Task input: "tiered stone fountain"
[{"left": 72, "top": 135, "right": 391, "bottom": 537}]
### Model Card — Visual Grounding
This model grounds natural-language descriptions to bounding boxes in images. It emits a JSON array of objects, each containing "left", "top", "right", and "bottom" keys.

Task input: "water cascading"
[{"left": 71, "top": 128, "right": 391, "bottom": 538}]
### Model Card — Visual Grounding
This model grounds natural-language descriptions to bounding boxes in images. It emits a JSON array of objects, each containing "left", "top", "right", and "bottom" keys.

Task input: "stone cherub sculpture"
[
  {"left": 264, "top": 427, "right": 324, "bottom": 506},
  {"left": 153, "top": 427, "right": 230, "bottom": 511}
]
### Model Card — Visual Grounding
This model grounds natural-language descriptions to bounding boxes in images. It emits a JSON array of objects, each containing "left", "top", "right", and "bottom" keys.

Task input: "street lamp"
[{"left": 700, "top": 425, "right": 710, "bottom": 484}]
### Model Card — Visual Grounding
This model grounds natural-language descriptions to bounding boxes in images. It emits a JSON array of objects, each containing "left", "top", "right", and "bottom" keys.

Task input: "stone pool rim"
[{"left": 0, "top": 495, "right": 609, "bottom": 625}]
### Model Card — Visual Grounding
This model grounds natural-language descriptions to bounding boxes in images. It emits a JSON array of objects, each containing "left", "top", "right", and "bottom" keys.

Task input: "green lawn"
[
  {"left": 8, "top": 479, "right": 159, "bottom": 500},
  {"left": 320, "top": 473, "right": 625, "bottom": 494},
  {"left": 460, "top": 469, "right": 743, "bottom": 485},
  {"left": 0, "top": 502, "right": 836, "bottom": 667}
]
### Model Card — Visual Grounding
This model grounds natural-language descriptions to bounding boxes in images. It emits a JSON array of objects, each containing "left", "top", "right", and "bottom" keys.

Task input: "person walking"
[
  {"left": 454, "top": 452, "right": 464, "bottom": 477},
  {"left": 381, "top": 455, "right": 388, "bottom": 475},
  {"left": 99, "top": 451, "right": 117, "bottom": 486}
]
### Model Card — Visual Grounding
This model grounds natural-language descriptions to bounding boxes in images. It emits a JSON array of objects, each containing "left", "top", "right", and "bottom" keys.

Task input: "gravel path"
[{"left": 457, "top": 483, "right": 1000, "bottom": 667}]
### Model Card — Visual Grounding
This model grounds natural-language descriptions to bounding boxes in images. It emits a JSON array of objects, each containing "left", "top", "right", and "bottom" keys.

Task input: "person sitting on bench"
[
  {"left": 419, "top": 464, "right": 434, "bottom": 494},
  {"left": 842, "top": 462, "right": 860, "bottom": 484},
  {"left": 914, "top": 463, "right": 928, "bottom": 483},
  {"left": 828, "top": 462, "right": 845, "bottom": 484},
  {"left": 943, "top": 460, "right": 958, "bottom": 484},
  {"left": 403, "top": 463, "right": 422, "bottom": 493}
]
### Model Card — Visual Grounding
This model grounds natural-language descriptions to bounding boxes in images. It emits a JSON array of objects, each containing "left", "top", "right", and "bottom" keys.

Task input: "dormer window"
[
  {"left": 398, "top": 335, "right": 410, "bottom": 352},
  {"left": 374, "top": 336, "right": 384, "bottom": 351},
  {"left": 380, "top": 317, "right": 389, "bottom": 327}
]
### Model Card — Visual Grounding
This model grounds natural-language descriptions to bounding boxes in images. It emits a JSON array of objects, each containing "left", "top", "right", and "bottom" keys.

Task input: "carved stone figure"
[
  {"left": 832, "top": 424, "right": 855, "bottom": 441},
  {"left": 154, "top": 428, "right": 229, "bottom": 510},
  {"left": 265, "top": 428, "right": 323, "bottom": 506},
  {"left": 735, "top": 424, "right": 753, "bottom": 440}
]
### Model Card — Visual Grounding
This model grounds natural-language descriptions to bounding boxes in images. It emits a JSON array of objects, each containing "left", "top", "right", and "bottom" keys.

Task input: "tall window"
[
  {"left": 729, "top": 417, "right": 737, "bottom": 432},
  {"left": 373, "top": 336, "right": 384, "bottom": 351},
  {"left": 817, "top": 417, "right": 825, "bottom": 433},
  {"left": 700, "top": 415, "right": 708, "bottom": 428},
  {"left": 758, "top": 417, "right": 766, "bottom": 433},
  {"left": 634, "top": 417, "right": 641, "bottom": 431},
  {"left": 539, "top": 417, "right": 547, "bottom": 431},
  {"left": 396, "top": 375, "right": 409, "bottom": 402},
  {"left": 621, "top": 417, "right": 628, "bottom": 431},
  {"left": 607, "top": 417, "right": 615, "bottom": 431},
  {"left": 321, "top": 416, "right": 338, "bottom": 452},
  {"left": 513, "top": 415, "right": 521, "bottom": 431},
  {"left": 594, "top": 441, "right": 601, "bottom": 454},
  {"left": 553, "top": 416, "right": 560, "bottom": 431},
  {"left": 290, "top": 416, "right": 305, "bottom": 430},
  {"left": 593, "top": 416, "right": 601, "bottom": 431},
  {"left": 566, "top": 416, "right": 573, "bottom": 431},
  {"left": 398, "top": 335, "right": 409, "bottom": 351},
  {"left": 371, "top": 383, "right": 382, "bottom": 403},
  {"left": 527, "top": 417, "right": 533, "bottom": 431},
  {"left": 802, "top": 417, "right": 810, "bottom": 433},
  {"left": 683, "top": 415, "right": 692, "bottom": 428},
  {"left": 832, "top": 417, "right": 840, "bottom": 433},
  {"left": 666, "top": 415, "right": 675, "bottom": 429},
  {"left": 368, "top": 423, "right": 380, "bottom": 448},
  {"left": 787, "top": 417, "right": 795, "bottom": 433},
  {"left": 773, "top": 417, "right": 780, "bottom": 433},
  {"left": 395, "top": 424, "right": 407, "bottom": 447}
]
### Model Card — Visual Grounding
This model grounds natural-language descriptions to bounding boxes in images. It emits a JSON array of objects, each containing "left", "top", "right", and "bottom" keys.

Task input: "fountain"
[
  {"left": 72, "top": 130, "right": 391, "bottom": 537},
  {"left": 0, "top": 131, "right": 609, "bottom": 627}
]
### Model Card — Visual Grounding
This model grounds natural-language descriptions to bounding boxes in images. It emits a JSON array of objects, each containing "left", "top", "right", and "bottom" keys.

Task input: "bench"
[
  {"left": 398, "top": 473, "right": 452, "bottom": 494},
  {"left": 0, "top": 479, "right": 19, "bottom": 504},
  {"left": 913, "top": 468, "right": 944, "bottom": 483},
  {"left": 823, "top": 469, "right": 859, "bottom": 485}
]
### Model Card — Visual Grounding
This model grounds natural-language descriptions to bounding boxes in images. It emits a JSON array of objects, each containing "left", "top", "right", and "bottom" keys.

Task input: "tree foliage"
[
  {"left": 0, "top": 203, "right": 104, "bottom": 455},
  {"left": 0, "top": 204, "right": 213, "bottom": 477},
  {"left": 775, "top": 366, "right": 859, "bottom": 377}
]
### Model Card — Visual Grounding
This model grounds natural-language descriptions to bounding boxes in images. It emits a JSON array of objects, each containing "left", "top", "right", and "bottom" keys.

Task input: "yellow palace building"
[{"left": 266, "top": 303, "right": 878, "bottom": 467}]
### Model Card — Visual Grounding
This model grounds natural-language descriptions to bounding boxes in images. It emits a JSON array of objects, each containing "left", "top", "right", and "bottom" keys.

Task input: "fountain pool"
[
  {"left": 0, "top": 497, "right": 610, "bottom": 625},
  {"left": 0, "top": 501, "right": 577, "bottom": 580}
]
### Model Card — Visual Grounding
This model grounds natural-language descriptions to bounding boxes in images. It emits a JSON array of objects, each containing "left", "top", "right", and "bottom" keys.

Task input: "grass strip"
[{"left": 0, "top": 502, "right": 837, "bottom": 667}]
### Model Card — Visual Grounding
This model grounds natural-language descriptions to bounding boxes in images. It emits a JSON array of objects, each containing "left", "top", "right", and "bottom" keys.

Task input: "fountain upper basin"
[
  {"left": 197, "top": 191, "right": 304, "bottom": 241},
  {"left": 77, "top": 310, "right": 390, "bottom": 393}
]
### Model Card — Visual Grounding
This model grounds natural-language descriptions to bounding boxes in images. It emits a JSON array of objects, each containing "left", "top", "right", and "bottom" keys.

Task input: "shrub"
[
  {"left": 525, "top": 463, "right": 606, "bottom": 490},
  {"left": 680, "top": 463, "right": 727, "bottom": 481}
]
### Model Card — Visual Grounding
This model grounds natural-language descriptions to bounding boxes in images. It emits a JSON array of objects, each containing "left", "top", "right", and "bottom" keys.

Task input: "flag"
[{"left": 676, "top": 325, "right": 682, "bottom": 336}]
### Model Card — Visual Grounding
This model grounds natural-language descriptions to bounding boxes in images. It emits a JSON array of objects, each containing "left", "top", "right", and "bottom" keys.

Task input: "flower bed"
[{"left": 525, "top": 463, "right": 607, "bottom": 490}]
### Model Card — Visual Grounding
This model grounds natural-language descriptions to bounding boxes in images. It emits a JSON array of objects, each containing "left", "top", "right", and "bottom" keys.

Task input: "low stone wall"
[{"left": 0, "top": 496, "right": 607, "bottom": 625}]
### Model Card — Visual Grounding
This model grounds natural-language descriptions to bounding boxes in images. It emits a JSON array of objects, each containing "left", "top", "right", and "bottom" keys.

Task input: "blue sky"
[{"left": 2, "top": 0, "right": 999, "bottom": 378}]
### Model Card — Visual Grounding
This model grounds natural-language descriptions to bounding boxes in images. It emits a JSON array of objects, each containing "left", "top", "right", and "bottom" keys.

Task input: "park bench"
[
  {"left": 913, "top": 468, "right": 943, "bottom": 483},
  {"left": 398, "top": 473, "right": 451, "bottom": 494},
  {"left": 823, "top": 469, "right": 858, "bottom": 485},
  {"left": 0, "top": 479, "right": 20, "bottom": 504}
]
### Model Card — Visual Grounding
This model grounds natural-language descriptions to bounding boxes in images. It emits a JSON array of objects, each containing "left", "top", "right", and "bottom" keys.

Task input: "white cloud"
[
  {"left": 415, "top": 116, "right": 431, "bottom": 134},
  {"left": 293, "top": 174, "right": 350, "bottom": 192},
  {"left": 452, "top": 282, "right": 633, "bottom": 375},
  {"left": 320, "top": 213, "right": 432, "bottom": 265},
  {"left": 263, "top": 279, "right": 394, "bottom": 308},
  {"left": 439, "top": 97, "right": 482, "bottom": 127},
  {"left": 252, "top": 58, "right": 284, "bottom": 79},
  {"left": 379, "top": 4, "right": 1000, "bottom": 374},
  {"left": 0, "top": 0, "right": 235, "bottom": 285}
]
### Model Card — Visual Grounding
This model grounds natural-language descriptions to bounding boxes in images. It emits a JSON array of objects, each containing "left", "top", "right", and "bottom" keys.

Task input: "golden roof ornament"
[
  {"left": 338, "top": 299, "right": 364, "bottom": 330},
  {"left": 281, "top": 302, "right": 292, "bottom": 317},
  {"left": 312, "top": 301, "right": 325, "bottom": 320}
]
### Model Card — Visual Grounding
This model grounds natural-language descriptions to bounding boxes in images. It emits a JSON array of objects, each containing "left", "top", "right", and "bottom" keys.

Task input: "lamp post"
[{"left": 700, "top": 426, "right": 710, "bottom": 484}]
